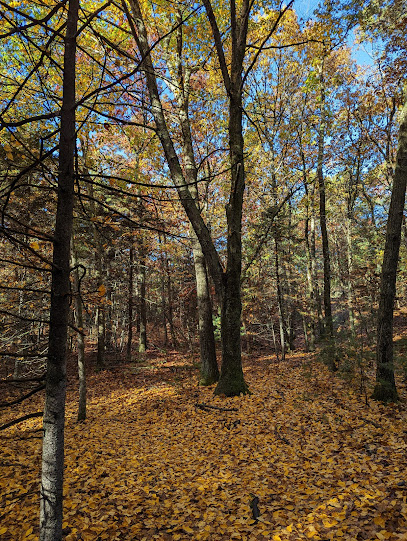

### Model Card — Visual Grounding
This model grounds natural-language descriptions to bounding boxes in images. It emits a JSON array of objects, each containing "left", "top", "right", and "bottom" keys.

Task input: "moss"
[
  {"left": 371, "top": 381, "right": 399, "bottom": 403},
  {"left": 214, "top": 374, "right": 250, "bottom": 397},
  {"left": 199, "top": 372, "right": 219, "bottom": 386}
]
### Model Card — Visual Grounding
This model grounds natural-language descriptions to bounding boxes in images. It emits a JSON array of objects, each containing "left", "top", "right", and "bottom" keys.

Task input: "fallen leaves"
[{"left": 1, "top": 350, "right": 407, "bottom": 540}]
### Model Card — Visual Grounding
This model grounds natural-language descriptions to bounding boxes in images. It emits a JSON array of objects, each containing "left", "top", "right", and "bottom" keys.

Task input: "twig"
[
  {"left": 274, "top": 426, "right": 290, "bottom": 445},
  {"left": 195, "top": 403, "right": 238, "bottom": 412}
]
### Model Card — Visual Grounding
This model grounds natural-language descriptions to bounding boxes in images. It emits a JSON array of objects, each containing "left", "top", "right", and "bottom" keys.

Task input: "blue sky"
[{"left": 293, "top": 0, "right": 375, "bottom": 66}]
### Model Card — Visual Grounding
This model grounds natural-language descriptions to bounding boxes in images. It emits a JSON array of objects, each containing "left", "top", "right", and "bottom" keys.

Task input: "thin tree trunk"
[
  {"left": 88, "top": 181, "right": 105, "bottom": 368},
  {"left": 372, "top": 100, "right": 407, "bottom": 402},
  {"left": 345, "top": 214, "right": 356, "bottom": 336},
  {"left": 71, "top": 236, "right": 86, "bottom": 421},
  {"left": 39, "top": 1, "right": 78, "bottom": 538},
  {"left": 304, "top": 190, "right": 316, "bottom": 351},
  {"left": 310, "top": 189, "right": 324, "bottom": 337},
  {"left": 317, "top": 59, "right": 334, "bottom": 346},
  {"left": 138, "top": 255, "right": 147, "bottom": 352},
  {"left": 165, "top": 258, "right": 177, "bottom": 349},
  {"left": 126, "top": 244, "right": 134, "bottom": 360},
  {"left": 274, "top": 237, "right": 286, "bottom": 361}
]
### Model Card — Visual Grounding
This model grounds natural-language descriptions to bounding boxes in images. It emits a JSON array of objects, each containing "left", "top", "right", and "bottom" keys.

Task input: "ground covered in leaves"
[{"left": 1, "top": 350, "right": 407, "bottom": 541}]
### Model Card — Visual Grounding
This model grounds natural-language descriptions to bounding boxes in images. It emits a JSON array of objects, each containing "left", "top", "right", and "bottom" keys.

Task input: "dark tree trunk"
[
  {"left": 126, "top": 244, "right": 134, "bottom": 360},
  {"left": 214, "top": 91, "right": 248, "bottom": 396},
  {"left": 317, "top": 60, "right": 334, "bottom": 348},
  {"left": 372, "top": 100, "right": 407, "bottom": 402},
  {"left": 39, "top": 1, "right": 78, "bottom": 538}
]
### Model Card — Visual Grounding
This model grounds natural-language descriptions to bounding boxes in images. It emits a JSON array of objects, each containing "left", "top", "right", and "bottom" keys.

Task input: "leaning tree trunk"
[
  {"left": 372, "top": 100, "right": 407, "bottom": 402},
  {"left": 163, "top": 21, "right": 218, "bottom": 385},
  {"left": 39, "top": 1, "right": 78, "bottom": 539}
]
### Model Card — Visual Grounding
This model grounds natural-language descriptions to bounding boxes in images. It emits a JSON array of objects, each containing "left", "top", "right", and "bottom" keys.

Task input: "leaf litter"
[{"left": 1, "top": 350, "right": 407, "bottom": 541}]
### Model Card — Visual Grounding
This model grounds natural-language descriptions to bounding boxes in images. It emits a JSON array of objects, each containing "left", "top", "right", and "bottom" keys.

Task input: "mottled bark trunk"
[
  {"left": 303, "top": 172, "right": 317, "bottom": 350},
  {"left": 372, "top": 100, "right": 407, "bottom": 402},
  {"left": 274, "top": 237, "right": 286, "bottom": 360},
  {"left": 39, "top": 1, "right": 78, "bottom": 539},
  {"left": 165, "top": 258, "right": 177, "bottom": 349},
  {"left": 310, "top": 197, "right": 324, "bottom": 337},
  {"left": 193, "top": 234, "right": 219, "bottom": 385}
]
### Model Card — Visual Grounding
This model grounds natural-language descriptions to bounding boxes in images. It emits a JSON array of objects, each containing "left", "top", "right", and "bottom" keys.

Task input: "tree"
[
  {"left": 39, "top": 0, "right": 79, "bottom": 539},
  {"left": 125, "top": 0, "right": 293, "bottom": 395},
  {"left": 372, "top": 99, "right": 407, "bottom": 401}
]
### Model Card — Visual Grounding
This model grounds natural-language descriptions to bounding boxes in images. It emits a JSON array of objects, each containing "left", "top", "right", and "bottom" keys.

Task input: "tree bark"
[
  {"left": 163, "top": 21, "right": 218, "bottom": 384},
  {"left": 39, "top": 1, "right": 78, "bottom": 539},
  {"left": 372, "top": 100, "right": 407, "bottom": 402},
  {"left": 89, "top": 181, "right": 105, "bottom": 369},
  {"left": 137, "top": 251, "right": 147, "bottom": 353},
  {"left": 71, "top": 235, "right": 86, "bottom": 421},
  {"left": 126, "top": 243, "right": 134, "bottom": 360},
  {"left": 317, "top": 59, "right": 334, "bottom": 346}
]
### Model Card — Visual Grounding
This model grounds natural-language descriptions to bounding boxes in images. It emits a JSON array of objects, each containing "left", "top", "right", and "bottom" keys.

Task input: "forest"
[{"left": 0, "top": 0, "right": 406, "bottom": 539}]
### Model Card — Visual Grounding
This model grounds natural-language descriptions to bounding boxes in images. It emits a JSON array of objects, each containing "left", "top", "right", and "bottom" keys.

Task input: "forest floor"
[{"left": 1, "top": 335, "right": 407, "bottom": 541}]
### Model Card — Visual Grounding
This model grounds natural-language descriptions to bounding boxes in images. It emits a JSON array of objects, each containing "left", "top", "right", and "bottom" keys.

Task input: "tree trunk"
[
  {"left": 193, "top": 235, "right": 219, "bottom": 385},
  {"left": 317, "top": 60, "right": 334, "bottom": 345},
  {"left": 39, "top": 1, "right": 78, "bottom": 539},
  {"left": 163, "top": 21, "right": 218, "bottom": 384},
  {"left": 71, "top": 236, "right": 86, "bottom": 421},
  {"left": 126, "top": 244, "right": 134, "bottom": 360},
  {"left": 126, "top": 0, "right": 250, "bottom": 395},
  {"left": 165, "top": 257, "right": 177, "bottom": 349},
  {"left": 345, "top": 214, "right": 356, "bottom": 336},
  {"left": 138, "top": 254, "right": 147, "bottom": 353},
  {"left": 274, "top": 237, "right": 286, "bottom": 360},
  {"left": 214, "top": 94, "right": 248, "bottom": 396},
  {"left": 372, "top": 100, "right": 407, "bottom": 402}
]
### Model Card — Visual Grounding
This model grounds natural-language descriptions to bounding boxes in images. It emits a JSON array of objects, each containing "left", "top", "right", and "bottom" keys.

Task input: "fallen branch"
[
  {"left": 195, "top": 403, "right": 238, "bottom": 412},
  {"left": 0, "top": 411, "right": 43, "bottom": 431},
  {"left": 0, "top": 384, "right": 45, "bottom": 408}
]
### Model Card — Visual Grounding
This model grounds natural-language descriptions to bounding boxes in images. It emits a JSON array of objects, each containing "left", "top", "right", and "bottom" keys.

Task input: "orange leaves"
[{"left": 1, "top": 352, "right": 407, "bottom": 540}]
